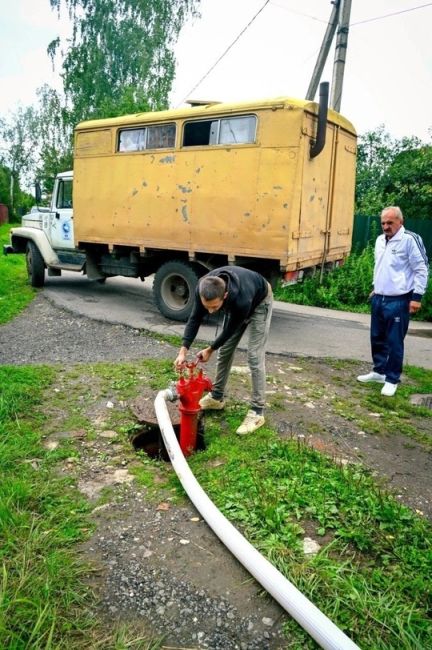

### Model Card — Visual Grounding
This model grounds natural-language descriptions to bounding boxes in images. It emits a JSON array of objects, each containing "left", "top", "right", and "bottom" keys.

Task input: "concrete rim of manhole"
[{"left": 409, "top": 393, "right": 432, "bottom": 409}]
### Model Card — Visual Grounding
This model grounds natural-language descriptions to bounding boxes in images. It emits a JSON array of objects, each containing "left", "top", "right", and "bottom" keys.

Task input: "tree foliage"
[
  {"left": 32, "top": 85, "right": 74, "bottom": 193},
  {"left": 0, "top": 109, "right": 39, "bottom": 217},
  {"left": 0, "top": 0, "right": 199, "bottom": 209},
  {"left": 382, "top": 145, "right": 432, "bottom": 220},
  {"left": 48, "top": 0, "right": 199, "bottom": 123},
  {"left": 355, "top": 125, "right": 431, "bottom": 219}
]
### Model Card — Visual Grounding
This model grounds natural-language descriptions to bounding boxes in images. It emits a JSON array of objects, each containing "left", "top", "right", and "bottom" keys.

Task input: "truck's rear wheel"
[
  {"left": 26, "top": 241, "right": 45, "bottom": 287},
  {"left": 153, "top": 260, "right": 202, "bottom": 321}
]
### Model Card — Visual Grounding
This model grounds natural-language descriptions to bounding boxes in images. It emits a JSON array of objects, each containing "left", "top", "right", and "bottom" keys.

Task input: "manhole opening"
[
  {"left": 132, "top": 419, "right": 206, "bottom": 461},
  {"left": 410, "top": 394, "right": 432, "bottom": 409}
]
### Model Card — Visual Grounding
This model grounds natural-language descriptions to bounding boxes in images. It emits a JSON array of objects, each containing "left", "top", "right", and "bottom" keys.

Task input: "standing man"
[
  {"left": 175, "top": 266, "right": 273, "bottom": 434},
  {"left": 357, "top": 206, "right": 429, "bottom": 396}
]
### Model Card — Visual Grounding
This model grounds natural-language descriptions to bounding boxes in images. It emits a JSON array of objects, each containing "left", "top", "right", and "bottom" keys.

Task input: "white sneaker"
[
  {"left": 357, "top": 371, "right": 386, "bottom": 384},
  {"left": 236, "top": 410, "right": 265, "bottom": 435},
  {"left": 381, "top": 382, "right": 397, "bottom": 397},
  {"left": 199, "top": 394, "right": 225, "bottom": 410}
]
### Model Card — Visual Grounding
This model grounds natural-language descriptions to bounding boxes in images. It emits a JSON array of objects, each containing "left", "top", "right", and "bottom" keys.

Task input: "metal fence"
[{"left": 352, "top": 214, "right": 432, "bottom": 257}]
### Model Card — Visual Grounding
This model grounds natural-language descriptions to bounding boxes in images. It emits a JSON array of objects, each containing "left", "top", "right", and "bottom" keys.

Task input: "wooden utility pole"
[{"left": 330, "top": 0, "right": 352, "bottom": 112}]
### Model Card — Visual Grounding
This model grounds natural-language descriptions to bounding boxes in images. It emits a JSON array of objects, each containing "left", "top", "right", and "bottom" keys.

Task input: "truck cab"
[{"left": 4, "top": 171, "right": 85, "bottom": 287}]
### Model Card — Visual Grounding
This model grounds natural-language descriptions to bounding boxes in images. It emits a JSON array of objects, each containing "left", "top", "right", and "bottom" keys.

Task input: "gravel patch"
[{"left": 0, "top": 293, "right": 173, "bottom": 365}]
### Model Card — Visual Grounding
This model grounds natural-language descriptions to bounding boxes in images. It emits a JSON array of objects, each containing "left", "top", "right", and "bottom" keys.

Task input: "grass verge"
[
  {"left": 0, "top": 365, "right": 94, "bottom": 649},
  {"left": 0, "top": 224, "right": 35, "bottom": 324},
  {"left": 1, "top": 354, "right": 431, "bottom": 648},
  {"left": 185, "top": 410, "right": 432, "bottom": 649},
  {"left": 0, "top": 363, "right": 166, "bottom": 649}
]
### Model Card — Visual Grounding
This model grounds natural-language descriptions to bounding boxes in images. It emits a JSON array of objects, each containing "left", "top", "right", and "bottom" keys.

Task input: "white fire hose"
[{"left": 154, "top": 388, "right": 360, "bottom": 650}]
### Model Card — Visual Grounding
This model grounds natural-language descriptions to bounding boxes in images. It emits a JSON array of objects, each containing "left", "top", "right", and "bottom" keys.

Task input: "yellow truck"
[{"left": 5, "top": 84, "right": 357, "bottom": 321}]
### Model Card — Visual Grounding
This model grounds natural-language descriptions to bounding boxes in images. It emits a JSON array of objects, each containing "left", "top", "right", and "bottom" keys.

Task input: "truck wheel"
[
  {"left": 153, "top": 261, "right": 201, "bottom": 321},
  {"left": 26, "top": 241, "right": 45, "bottom": 287}
]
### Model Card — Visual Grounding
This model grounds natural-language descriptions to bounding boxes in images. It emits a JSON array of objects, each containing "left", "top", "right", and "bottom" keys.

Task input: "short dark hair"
[{"left": 199, "top": 276, "right": 226, "bottom": 301}]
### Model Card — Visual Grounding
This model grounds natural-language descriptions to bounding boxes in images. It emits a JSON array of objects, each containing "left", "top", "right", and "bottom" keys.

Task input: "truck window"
[
  {"left": 118, "top": 123, "right": 176, "bottom": 152},
  {"left": 183, "top": 115, "right": 256, "bottom": 147},
  {"left": 56, "top": 179, "right": 73, "bottom": 209}
]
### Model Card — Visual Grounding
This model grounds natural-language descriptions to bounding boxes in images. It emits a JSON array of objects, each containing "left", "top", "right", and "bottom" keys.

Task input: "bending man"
[{"left": 175, "top": 266, "right": 273, "bottom": 434}]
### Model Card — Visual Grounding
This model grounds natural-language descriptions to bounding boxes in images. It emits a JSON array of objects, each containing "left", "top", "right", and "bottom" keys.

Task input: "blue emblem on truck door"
[{"left": 62, "top": 221, "right": 71, "bottom": 240}]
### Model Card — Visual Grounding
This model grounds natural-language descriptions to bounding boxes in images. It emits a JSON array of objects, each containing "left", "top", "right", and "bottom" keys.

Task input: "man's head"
[
  {"left": 199, "top": 276, "right": 228, "bottom": 313},
  {"left": 381, "top": 206, "right": 404, "bottom": 239}
]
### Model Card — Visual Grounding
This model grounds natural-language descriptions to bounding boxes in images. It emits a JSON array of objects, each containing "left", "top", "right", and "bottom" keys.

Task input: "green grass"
[
  {"left": 181, "top": 410, "right": 432, "bottom": 649},
  {"left": 0, "top": 224, "right": 36, "bottom": 324},
  {"left": 1, "top": 357, "right": 431, "bottom": 648},
  {"left": 351, "top": 363, "right": 432, "bottom": 447},
  {"left": 0, "top": 363, "right": 167, "bottom": 649},
  {"left": 0, "top": 365, "right": 94, "bottom": 649},
  {"left": 274, "top": 244, "right": 432, "bottom": 322}
]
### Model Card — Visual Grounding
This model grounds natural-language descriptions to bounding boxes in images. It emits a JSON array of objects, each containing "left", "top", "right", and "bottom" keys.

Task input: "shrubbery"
[{"left": 275, "top": 244, "right": 432, "bottom": 322}]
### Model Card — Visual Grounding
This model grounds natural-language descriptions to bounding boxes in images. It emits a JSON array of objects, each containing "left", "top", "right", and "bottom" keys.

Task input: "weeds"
[
  {"left": 0, "top": 224, "right": 35, "bottom": 324},
  {"left": 275, "top": 244, "right": 432, "bottom": 321},
  {"left": 1, "top": 353, "right": 431, "bottom": 648},
  {"left": 0, "top": 365, "right": 94, "bottom": 648},
  {"left": 184, "top": 417, "right": 432, "bottom": 649}
]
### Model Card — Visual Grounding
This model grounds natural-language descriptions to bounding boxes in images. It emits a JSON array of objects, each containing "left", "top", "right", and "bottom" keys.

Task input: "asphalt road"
[{"left": 42, "top": 273, "right": 432, "bottom": 369}]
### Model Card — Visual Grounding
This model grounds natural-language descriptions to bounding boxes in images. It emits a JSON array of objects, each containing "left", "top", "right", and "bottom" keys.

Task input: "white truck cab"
[{"left": 4, "top": 171, "right": 86, "bottom": 287}]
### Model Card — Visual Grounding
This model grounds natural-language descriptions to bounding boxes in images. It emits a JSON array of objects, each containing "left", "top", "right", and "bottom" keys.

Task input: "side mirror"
[{"left": 35, "top": 181, "right": 42, "bottom": 205}]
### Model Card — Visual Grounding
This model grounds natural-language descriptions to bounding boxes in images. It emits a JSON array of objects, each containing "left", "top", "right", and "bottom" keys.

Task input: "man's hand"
[
  {"left": 196, "top": 346, "right": 213, "bottom": 363},
  {"left": 409, "top": 300, "right": 422, "bottom": 314},
  {"left": 174, "top": 346, "right": 188, "bottom": 370}
]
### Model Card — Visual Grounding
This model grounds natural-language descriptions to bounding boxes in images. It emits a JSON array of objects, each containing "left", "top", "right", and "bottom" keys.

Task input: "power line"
[
  {"left": 175, "top": 0, "right": 432, "bottom": 107},
  {"left": 269, "top": 1, "right": 329, "bottom": 25},
  {"left": 271, "top": 0, "right": 432, "bottom": 28},
  {"left": 351, "top": 2, "right": 432, "bottom": 26},
  {"left": 176, "top": 0, "right": 271, "bottom": 106}
]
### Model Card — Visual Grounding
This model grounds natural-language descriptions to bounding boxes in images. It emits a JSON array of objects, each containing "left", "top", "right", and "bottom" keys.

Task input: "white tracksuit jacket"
[{"left": 373, "top": 226, "right": 429, "bottom": 301}]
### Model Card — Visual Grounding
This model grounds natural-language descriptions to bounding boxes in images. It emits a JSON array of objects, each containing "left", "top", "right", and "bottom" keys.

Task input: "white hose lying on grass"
[{"left": 154, "top": 388, "right": 360, "bottom": 650}]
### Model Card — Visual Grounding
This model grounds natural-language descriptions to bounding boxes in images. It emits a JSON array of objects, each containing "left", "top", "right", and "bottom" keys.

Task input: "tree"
[
  {"left": 1, "top": 88, "right": 72, "bottom": 200},
  {"left": 355, "top": 125, "right": 421, "bottom": 216},
  {"left": 382, "top": 145, "right": 432, "bottom": 220},
  {"left": 0, "top": 0, "right": 200, "bottom": 206},
  {"left": 48, "top": 0, "right": 200, "bottom": 124},
  {"left": 0, "top": 108, "right": 39, "bottom": 213},
  {"left": 33, "top": 85, "right": 74, "bottom": 194},
  {"left": 0, "top": 161, "right": 34, "bottom": 221}
]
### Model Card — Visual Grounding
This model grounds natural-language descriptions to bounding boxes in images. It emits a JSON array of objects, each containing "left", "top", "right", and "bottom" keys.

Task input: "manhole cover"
[{"left": 410, "top": 394, "right": 432, "bottom": 409}]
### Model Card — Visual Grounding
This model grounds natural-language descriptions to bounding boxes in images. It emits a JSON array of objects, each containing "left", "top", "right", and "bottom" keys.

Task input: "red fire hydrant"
[{"left": 176, "top": 361, "right": 212, "bottom": 457}]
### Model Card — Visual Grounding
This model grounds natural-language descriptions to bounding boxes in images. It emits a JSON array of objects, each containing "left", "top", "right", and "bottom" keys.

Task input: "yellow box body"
[{"left": 73, "top": 97, "right": 357, "bottom": 273}]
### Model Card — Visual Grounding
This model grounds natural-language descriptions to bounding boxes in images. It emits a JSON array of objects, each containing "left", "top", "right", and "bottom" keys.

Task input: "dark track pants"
[{"left": 370, "top": 294, "right": 410, "bottom": 384}]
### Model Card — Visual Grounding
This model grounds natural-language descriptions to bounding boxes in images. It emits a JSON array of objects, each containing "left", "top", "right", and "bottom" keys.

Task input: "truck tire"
[
  {"left": 153, "top": 260, "right": 202, "bottom": 322},
  {"left": 26, "top": 241, "right": 45, "bottom": 287}
]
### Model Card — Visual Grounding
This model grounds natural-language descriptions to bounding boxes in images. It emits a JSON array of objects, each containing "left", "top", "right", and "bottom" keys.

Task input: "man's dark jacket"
[{"left": 182, "top": 266, "right": 268, "bottom": 351}]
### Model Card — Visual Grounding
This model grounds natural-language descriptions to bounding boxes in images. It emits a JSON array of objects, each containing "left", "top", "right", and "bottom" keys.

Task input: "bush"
[
  {"left": 275, "top": 245, "right": 432, "bottom": 322},
  {"left": 275, "top": 245, "right": 374, "bottom": 313}
]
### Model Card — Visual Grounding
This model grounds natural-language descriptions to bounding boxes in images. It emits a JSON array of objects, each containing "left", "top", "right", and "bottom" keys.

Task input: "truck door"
[{"left": 46, "top": 176, "right": 75, "bottom": 250}]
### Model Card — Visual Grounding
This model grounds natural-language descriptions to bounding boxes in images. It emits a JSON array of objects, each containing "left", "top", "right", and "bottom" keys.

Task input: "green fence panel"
[{"left": 353, "top": 215, "right": 432, "bottom": 257}]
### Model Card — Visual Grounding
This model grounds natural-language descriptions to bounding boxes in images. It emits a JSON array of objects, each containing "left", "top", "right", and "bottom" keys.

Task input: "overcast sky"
[{"left": 1, "top": 0, "right": 431, "bottom": 140}]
